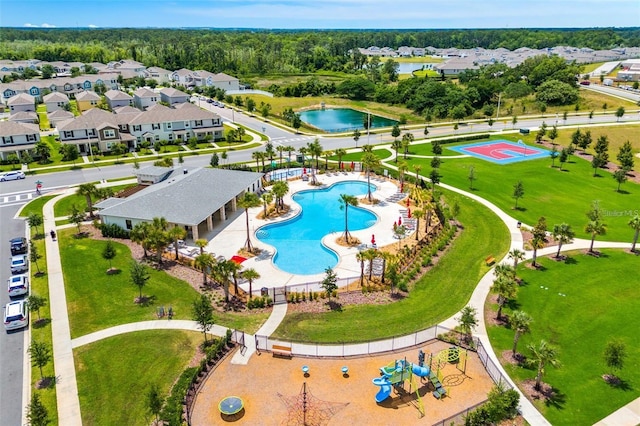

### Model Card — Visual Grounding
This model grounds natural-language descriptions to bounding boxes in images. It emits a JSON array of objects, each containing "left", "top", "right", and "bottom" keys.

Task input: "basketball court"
[{"left": 447, "top": 140, "right": 550, "bottom": 164}]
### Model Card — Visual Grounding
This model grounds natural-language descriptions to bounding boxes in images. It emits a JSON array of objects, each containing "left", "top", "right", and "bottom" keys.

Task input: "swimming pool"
[{"left": 256, "top": 181, "right": 377, "bottom": 275}]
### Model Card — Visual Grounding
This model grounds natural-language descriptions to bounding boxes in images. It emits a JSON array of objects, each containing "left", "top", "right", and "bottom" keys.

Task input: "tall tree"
[
  {"left": 130, "top": 222, "right": 151, "bottom": 258},
  {"left": 457, "top": 306, "right": 478, "bottom": 343},
  {"left": 401, "top": 132, "right": 414, "bottom": 159},
  {"left": 512, "top": 180, "right": 524, "bottom": 209},
  {"left": 530, "top": 216, "right": 547, "bottom": 267},
  {"left": 617, "top": 141, "right": 634, "bottom": 171},
  {"left": 492, "top": 275, "right": 518, "bottom": 320},
  {"left": 76, "top": 182, "right": 99, "bottom": 218},
  {"left": 352, "top": 128, "right": 361, "bottom": 147},
  {"left": 508, "top": 248, "right": 525, "bottom": 268},
  {"left": 146, "top": 384, "right": 164, "bottom": 425},
  {"left": 242, "top": 268, "right": 260, "bottom": 300},
  {"left": 168, "top": 226, "right": 187, "bottom": 260},
  {"left": 28, "top": 341, "right": 51, "bottom": 379},
  {"left": 339, "top": 194, "right": 358, "bottom": 243},
  {"left": 238, "top": 192, "right": 261, "bottom": 252},
  {"left": 147, "top": 217, "right": 171, "bottom": 265},
  {"left": 361, "top": 152, "right": 380, "bottom": 202},
  {"left": 130, "top": 260, "right": 150, "bottom": 302},
  {"left": 320, "top": 267, "right": 338, "bottom": 301},
  {"left": 585, "top": 201, "right": 607, "bottom": 253},
  {"left": 527, "top": 340, "right": 561, "bottom": 391},
  {"left": 509, "top": 310, "right": 533, "bottom": 355},
  {"left": 603, "top": 340, "right": 627, "bottom": 379},
  {"left": 194, "top": 252, "right": 215, "bottom": 286},
  {"left": 191, "top": 294, "right": 214, "bottom": 343},
  {"left": 551, "top": 223, "right": 575, "bottom": 258}
]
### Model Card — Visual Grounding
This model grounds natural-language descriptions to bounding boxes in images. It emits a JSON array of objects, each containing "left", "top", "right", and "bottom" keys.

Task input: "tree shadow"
[
  {"left": 33, "top": 318, "right": 51, "bottom": 329},
  {"left": 505, "top": 298, "right": 521, "bottom": 311},
  {"left": 36, "top": 375, "right": 58, "bottom": 389},
  {"left": 106, "top": 268, "right": 121, "bottom": 275},
  {"left": 605, "top": 376, "right": 633, "bottom": 391},
  {"left": 544, "top": 386, "right": 566, "bottom": 409},
  {"left": 563, "top": 256, "right": 578, "bottom": 265},
  {"left": 326, "top": 300, "right": 343, "bottom": 312},
  {"left": 135, "top": 295, "right": 157, "bottom": 307},
  {"left": 616, "top": 189, "right": 631, "bottom": 195},
  {"left": 34, "top": 271, "right": 47, "bottom": 278},
  {"left": 73, "top": 232, "right": 89, "bottom": 239}
]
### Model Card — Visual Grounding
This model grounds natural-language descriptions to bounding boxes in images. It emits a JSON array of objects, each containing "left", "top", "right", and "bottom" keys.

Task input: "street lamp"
[{"left": 366, "top": 110, "right": 371, "bottom": 145}]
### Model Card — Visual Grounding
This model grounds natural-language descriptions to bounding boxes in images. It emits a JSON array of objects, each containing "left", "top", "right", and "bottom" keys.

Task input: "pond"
[
  {"left": 397, "top": 62, "right": 438, "bottom": 74},
  {"left": 299, "top": 108, "right": 397, "bottom": 133}
]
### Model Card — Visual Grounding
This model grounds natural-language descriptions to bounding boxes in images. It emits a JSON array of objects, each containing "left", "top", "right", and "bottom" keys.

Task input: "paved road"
[
  {"left": 582, "top": 84, "right": 640, "bottom": 103},
  {"left": 0, "top": 203, "right": 29, "bottom": 426}
]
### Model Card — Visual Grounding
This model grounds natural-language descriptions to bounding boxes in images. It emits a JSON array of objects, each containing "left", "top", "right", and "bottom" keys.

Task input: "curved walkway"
[{"left": 41, "top": 151, "right": 635, "bottom": 426}]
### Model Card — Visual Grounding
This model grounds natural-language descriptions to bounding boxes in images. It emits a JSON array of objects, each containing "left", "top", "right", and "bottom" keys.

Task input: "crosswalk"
[
  {"left": 1, "top": 191, "right": 46, "bottom": 208},
  {"left": 271, "top": 136, "right": 314, "bottom": 145}
]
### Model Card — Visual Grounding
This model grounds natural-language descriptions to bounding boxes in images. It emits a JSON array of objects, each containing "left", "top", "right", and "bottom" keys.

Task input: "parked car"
[
  {"left": 8, "top": 274, "right": 29, "bottom": 297},
  {"left": 10, "top": 237, "right": 27, "bottom": 255},
  {"left": 0, "top": 171, "right": 26, "bottom": 182},
  {"left": 579, "top": 80, "right": 591, "bottom": 86},
  {"left": 206, "top": 98, "right": 214, "bottom": 104},
  {"left": 10, "top": 255, "right": 28, "bottom": 274},
  {"left": 3, "top": 300, "right": 29, "bottom": 330}
]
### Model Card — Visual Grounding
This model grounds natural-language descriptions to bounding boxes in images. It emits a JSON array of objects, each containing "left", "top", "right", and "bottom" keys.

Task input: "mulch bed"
[
  {"left": 286, "top": 290, "right": 401, "bottom": 314},
  {"left": 520, "top": 379, "right": 556, "bottom": 402}
]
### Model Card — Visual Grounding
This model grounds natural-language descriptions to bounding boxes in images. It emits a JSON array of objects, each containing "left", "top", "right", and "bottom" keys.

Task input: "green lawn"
[
  {"left": 59, "top": 230, "right": 202, "bottom": 338},
  {"left": 19, "top": 195, "right": 56, "bottom": 217},
  {"left": 272, "top": 188, "right": 510, "bottom": 342},
  {"left": 402, "top": 137, "right": 638, "bottom": 242},
  {"left": 486, "top": 250, "right": 640, "bottom": 426},
  {"left": 53, "top": 183, "right": 136, "bottom": 217},
  {"left": 334, "top": 149, "right": 392, "bottom": 162},
  {"left": 75, "top": 330, "right": 201, "bottom": 426}
]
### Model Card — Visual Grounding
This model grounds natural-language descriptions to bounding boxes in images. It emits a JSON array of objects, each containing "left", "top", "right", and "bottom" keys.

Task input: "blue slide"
[
  {"left": 411, "top": 364, "right": 431, "bottom": 378},
  {"left": 372, "top": 377, "right": 392, "bottom": 403}
]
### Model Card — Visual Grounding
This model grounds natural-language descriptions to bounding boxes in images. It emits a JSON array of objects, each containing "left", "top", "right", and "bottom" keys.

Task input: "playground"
[
  {"left": 447, "top": 140, "right": 550, "bottom": 164},
  {"left": 190, "top": 340, "right": 495, "bottom": 425}
]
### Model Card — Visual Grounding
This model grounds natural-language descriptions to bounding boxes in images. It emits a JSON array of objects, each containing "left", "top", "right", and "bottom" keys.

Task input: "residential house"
[
  {"left": 8, "top": 111, "right": 38, "bottom": 124},
  {"left": 96, "top": 167, "right": 264, "bottom": 241},
  {"left": 0, "top": 121, "right": 40, "bottom": 160},
  {"left": 47, "top": 109, "right": 74, "bottom": 128},
  {"left": 113, "top": 106, "right": 142, "bottom": 115},
  {"left": 170, "top": 68, "right": 196, "bottom": 87},
  {"left": 0, "top": 59, "right": 40, "bottom": 73},
  {"left": 57, "top": 108, "right": 135, "bottom": 154},
  {"left": 133, "top": 87, "right": 159, "bottom": 110},
  {"left": 75, "top": 91, "right": 102, "bottom": 113},
  {"left": 44, "top": 61, "right": 85, "bottom": 76},
  {"left": 102, "top": 59, "right": 146, "bottom": 80},
  {"left": 104, "top": 89, "right": 133, "bottom": 109},
  {"left": 0, "top": 73, "right": 120, "bottom": 104},
  {"left": 43, "top": 91, "right": 70, "bottom": 112},
  {"left": 208, "top": 72, "right": 240, "bottom": 91},
  {"left": 7, "top": 93, "right": 36, "bottom": 115},
  {"left": 159, "top": 87, "right": 190, "bottom": 106},
  {"left": 140, "top": 67, "right": 172, "bottom": 84},
  {"left": 435, "top": 57, "right": 480, "bottom": 76},
  {"left": 127, "top": 102, "right": 223, "bottom": 144}
]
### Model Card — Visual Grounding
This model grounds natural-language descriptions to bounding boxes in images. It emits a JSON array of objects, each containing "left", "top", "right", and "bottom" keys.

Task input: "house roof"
[
  {"left": 136, "top": 165, "right": 175, "bottom": 178},
  {"left": 48, "top": 109, "right": 74, "bottom": 120},
  {"left": 0, "top": 121, "right": 39, "bottom": 137},
  {"left": 213, "top": 72, "right": 239, "bottom": 82},
  {"left": 127, "top": 102, "right": 217, "bottom": 125},
  {"left": 160, "top": 87, "right": 189, "bottom": 98},
  {"left": 8, "top": 111, "right": 38, "bottom": 122},
  {"left": 113, "top": 106, "right": 141, "bottom": 115},
  {"left": 43, "top": 92, "right": 69, "bottom": 103},
  {"left": 133, "top": 87, "right": 156, "bottom": 98},
  {"left": 97, "top": 167, "right": 263, "bottom": 226},
  {"left": 58, "top": 108, "right": 118, "bottom": 131},
  {"left": 7, "top": 93, "right": 35, "bottom": 105},
  {"left": 75, "top": 91, "right": 101, "bottom": 101},
  {"left": 104, "top": 89, "right": 132, "bottom": 101}
]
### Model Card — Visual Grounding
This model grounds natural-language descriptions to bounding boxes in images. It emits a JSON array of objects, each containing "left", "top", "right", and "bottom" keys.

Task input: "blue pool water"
[
  {"left": 299, "top": 108, "right": 397, "bottom": 133},
  {"left": 256, "top": 181, "right": 377, "bottom": 275}
]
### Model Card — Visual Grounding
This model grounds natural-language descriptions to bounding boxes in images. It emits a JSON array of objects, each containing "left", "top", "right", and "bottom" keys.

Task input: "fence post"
[{"left": 255, "top": 335, "right": 259, "bottom": 352}]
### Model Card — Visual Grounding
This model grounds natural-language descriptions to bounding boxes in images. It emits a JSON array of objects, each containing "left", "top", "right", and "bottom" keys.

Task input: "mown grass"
[
  {"left": 29, "top": 232, "right": 58, "bottom": 424},
  {"left": 400, "top": 137, "right": 639, "bottom": 242},
  {"left": 486, "top": 250, "right": 640, "bottom": 426},
  {"left": 273, "top": 189, "right": 510, "bottom": 342},
  {"left": 53, "top": 183, "right": 137, "bottom": 218},
  {"left": 75, "top": 330, "right": 201, "bottom": 426},
  {"left": 19, "top": 195, "right": 56, "bottom": 217}
]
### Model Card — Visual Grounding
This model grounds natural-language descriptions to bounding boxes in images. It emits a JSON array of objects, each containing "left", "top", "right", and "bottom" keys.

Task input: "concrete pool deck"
[{"left": 203, "top": 172, "right": 409, "bottom": 294}]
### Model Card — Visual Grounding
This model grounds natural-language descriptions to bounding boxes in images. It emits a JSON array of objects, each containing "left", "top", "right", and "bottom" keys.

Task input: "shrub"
[
  {"left": 465, "top": 385, "right": 519, "bottom": 426},
  {"left": 398, "top": 281, "right": 408, "bottom": 292},
  {"left": 160, "top": 367, "right": 198, "bottom": 426},
  {"left": 99, "top": 223, "right": 130, "bottom": 239}
]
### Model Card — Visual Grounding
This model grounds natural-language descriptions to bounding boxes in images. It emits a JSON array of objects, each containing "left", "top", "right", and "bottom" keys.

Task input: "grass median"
[
  {"left": 486, "top": 249, "right": 640, "bottom": 426},
  {"left": 273, "top": 188, "right": 510, "bottom": 343}
]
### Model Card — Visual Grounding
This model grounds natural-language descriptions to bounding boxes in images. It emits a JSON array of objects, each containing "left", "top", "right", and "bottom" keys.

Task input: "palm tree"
[
  {"left": 492, "top": 275, "right": 517, "bottom": 320},
  {"left": 527, "top": 340, "right": 561, "bottom": 391},
  {"left": 401, "top": 132, "right": 414, "bottom": 159},
  {"left": 252, "top": 151, "right": 265, "bottom": 171},
  {"left": 412, "top": 208, "right": 424, "bottom": 240},
  {"left": 276, "top": 145, "right": 286, "bottom": 167},
  {"left": 284, "top": 145, "right": 295, "bottom": 172},
  {"left": 238, "top": 192, "right": 262, "bottom": 252},
  {"left": 307, "top": 138, "right": 323, "bottom": 170},
  {"left": 168, "top": 226, "right": 187, "bottom": 260},
  {"left": 494, "top": 263, "right": 516, "bottom": 281},
  {"left": 391, "top": 139, "right": 402, "bottom": 163},
  {"left": 508, "top": 248, "right": 525, "bottom": 268},
  {"left": 356, "top": 251, "right": 366, "bottom": 286},
  {"left": 551, "top": 223, "right": 575, "bottom": 258},
  {"left": 194, "top": 252, "right": 215, "bottom": 286},
  {"left": 334, "top": 148, "right": 347, "bottom": 170},
  {"left": 242, "top": 268, "right": 260, "bottom": 300},
  {"left": 148, "top": 217, "right": 170, "bottom": 265},
  {"left": 271, "top": 180, "right": 289, "bottom": 212},
  {"left": 195, "top": 238, "right": 208, "bottom": 255},
  {"left": 530, "top": 234, "right": 546, "bottom": 268},
  {"left": 397, "top": 160, "right": 408, "bottom": 188},
  {"left": 130, "top": 222, "right": 152, "bottom": 258},
  {"left": 628, "top": 214, "right": 640, "bottom": 253},
  {"left": 413, "top": 164, "right": 422, "bottom": 184},
  {"left": 509, "top": 311, "right": 533, "bottom": 355},
  {"left": 339, "top": 194, "right": 358, "bottom": 243},
  {"left": 457, "top": 306, "right": 478, "bottom": 343},
  {"left": 298, "top": 146, "right": 308, "bottom": 167},
  {"left": 361, "top": 152, "right": 380, "bottom": 202},
  {"left": 261, "top": 191, "right": 274, "bottom": 217},
  {"left": 227, "top": 260, "right": 243, "bottom": 297},
  {"left": 211, "top": 260, "right": 232, "bottom": 302},
  {"left": 585, "top": 219, "right": 607, "bottom": 253},
  {"left": 322, "top": 150, "right": 334, "bottom": 170},
  {"left": 363, "top": 248, "right": 378, "bottom": 280},
  {"left": 76, "top": 182, "right": 98, "bottom": 218}
]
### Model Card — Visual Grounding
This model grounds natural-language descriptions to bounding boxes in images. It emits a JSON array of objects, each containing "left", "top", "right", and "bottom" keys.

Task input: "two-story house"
[
  {"left": 75, "top": 91, "right": 102, "bottom": 113},
  {"left": 133, "top": 87, "right": 159, "bottom": 110},
  {"left": 43, "top": 92, "right": 70, "bottom": 112},
  {"left": 0, "top": 73, "right": 120, "bottom": 104},
  {"left": 170, "top": 68, "right": 195, "bottom": 87},
  {"left": 7, "top": 93, "right": 36, "bottom": 115},
  {"left": 0, "top": 121, "right": 40, "bottom": 160},
  {"left": 127, "top": 103, "right": 223, "bottom": 144},
  {"left": 47, "top": 109, "right": 75, "bottom": 128},
  {"left": 159, "top": 87, "right": 190, "bottom": 106},
  {"left": 57, "top": 108, "right": 136, "bottom": 154},
  {"left": 104, "top": 90, "right": 133, "bottom": 110},
  {"left": 140, "top": 67, "right": 172, "bottom": 85}
]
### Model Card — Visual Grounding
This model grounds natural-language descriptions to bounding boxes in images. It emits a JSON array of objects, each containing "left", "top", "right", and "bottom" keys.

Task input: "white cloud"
[
  {"left": 23, "top": 23, "right": 38, "bottom": 27},
  {"left": 41, "top": 23, "right": 56, "bottom": 28},
  {"left": 23, "top": 23, "right": 57, "bottom": 28},
  {"left": 88, "top": 24, "right": 98, "bottom": 28}
]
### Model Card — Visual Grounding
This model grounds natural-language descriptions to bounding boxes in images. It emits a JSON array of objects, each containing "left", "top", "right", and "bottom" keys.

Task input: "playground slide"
[
  {"left": 372, "top": 377, "right": 392, "bottom": 403},
  {"left": 411, "top": 364, "right": 431, "bottom": 378}
]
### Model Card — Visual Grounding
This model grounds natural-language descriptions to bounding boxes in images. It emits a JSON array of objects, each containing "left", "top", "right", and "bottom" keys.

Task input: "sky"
[{"left": 1, "top": 0, "right": 638, "bottom": 29}]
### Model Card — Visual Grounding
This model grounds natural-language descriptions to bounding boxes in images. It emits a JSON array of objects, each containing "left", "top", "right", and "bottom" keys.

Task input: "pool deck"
[{"left": 204, "top": 172, "right": 408, "bottom": 294}]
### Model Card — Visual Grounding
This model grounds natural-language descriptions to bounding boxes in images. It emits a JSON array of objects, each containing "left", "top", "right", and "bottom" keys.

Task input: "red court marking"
[{"left": 464, "top": 142, "right": 536, "bottom": 160}]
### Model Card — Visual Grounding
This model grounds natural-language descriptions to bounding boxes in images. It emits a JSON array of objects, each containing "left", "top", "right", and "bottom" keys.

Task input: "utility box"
[{"left": 519, "top": 128, "right": 530, "bottom": 135}]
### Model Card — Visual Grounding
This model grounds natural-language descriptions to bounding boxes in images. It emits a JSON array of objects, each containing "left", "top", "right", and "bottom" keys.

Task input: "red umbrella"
[
  {"left": 350, "top": 161, "right": 355, "bottom": 169},
  {"left": 303, "top": 167, "right": 306, "bottom": 174},
  {"left": 408, "top": 208, "right": 411, "bottom": 218},
  {"left": 371, "top": 234, "right": 376, "bottom": 245},
  {"left": 406, "top": 198, "right": 410, "bottom": 207},
  {"left": 400, "top": 182, "right": 404, "bottom": 193},
  {"left": 398, "top": 216, "right": 402, "bottom": 226}
]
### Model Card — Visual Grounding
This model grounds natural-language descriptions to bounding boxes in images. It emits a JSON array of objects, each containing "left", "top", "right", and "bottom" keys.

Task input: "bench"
[
  {"left": 272, "top": 344, "right": 293, "bottom": 358},
  {"left": 485, "top": 255, "right": 495, "bottom": 266}
]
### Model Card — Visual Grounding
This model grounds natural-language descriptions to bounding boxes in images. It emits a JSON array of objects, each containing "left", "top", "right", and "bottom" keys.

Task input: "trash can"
[{"left": 261, "top": 287, "right": 268, "bottom": 297}]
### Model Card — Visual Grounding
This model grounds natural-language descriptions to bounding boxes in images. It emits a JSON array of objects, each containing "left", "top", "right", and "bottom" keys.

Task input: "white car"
[
  {"left": 3, "top": 300, "right": 29, "bottom": 330},
  {"left": 10, "top": 255, "right": 28, "bottom": 274},
  {"left": 0, "top": 171, "right": 26, "bottom": 181},
  {"left": 8, "top": 274, "right": 29, "bottom": 297}
]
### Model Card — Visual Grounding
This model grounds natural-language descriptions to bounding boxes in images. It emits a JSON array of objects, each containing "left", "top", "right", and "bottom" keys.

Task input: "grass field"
[
  {"left": 19, "top": 195, "right": 56, "bottom": 217},
  {"left": 486, "top": 250, "right": 640, "bottom": 426},
  {"left": 400, "top": 138, "right": 639, "bottom": 242},
  {"left": 53, "top": 183, "right": 136, "bottom": 217},
  {"left": 272, "top": 188, "right": 510, "bottom": 342},
  {"left": 75, "top": 330, "right": 201, "bottom": 426}
]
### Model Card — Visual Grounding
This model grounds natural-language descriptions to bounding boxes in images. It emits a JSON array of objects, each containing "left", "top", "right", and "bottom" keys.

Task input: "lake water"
[
  {"left": 299, "top": 108, "right": 397, "bottom": 133},
  {"left": 397, "top": 62, "right": 437, "bottom": 74}
]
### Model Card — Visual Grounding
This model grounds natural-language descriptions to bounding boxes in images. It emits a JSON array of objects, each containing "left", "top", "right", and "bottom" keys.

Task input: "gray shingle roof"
[
  {"left": 105, "top": 89, "right": 132, "bottom": 101},
  {"left": 98, "top": 168, "right": 263, "bottom": 226},
  {"left": 127, "top": 102, "right": 218, "bottom": 125},
  {"left": 43, "top": 92, "right": 69, "bottom": 103},
  {"left": 133, "top": 87, "right": 156, "bottom": 98},
  {"left": 160, "top": 87, "right": 189, "bottom": 98},
  {"left": 75, "top": 91, "right": 101, "bottom": 101},
  {"left": 0, "top": 121, "right": 39, "bottom": 137},
  {"left": 48, "top": 109, "right": 74, "bottom": 120},
  {"left": 7, "top": 93, "right": 35, "bottom": 105}
]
